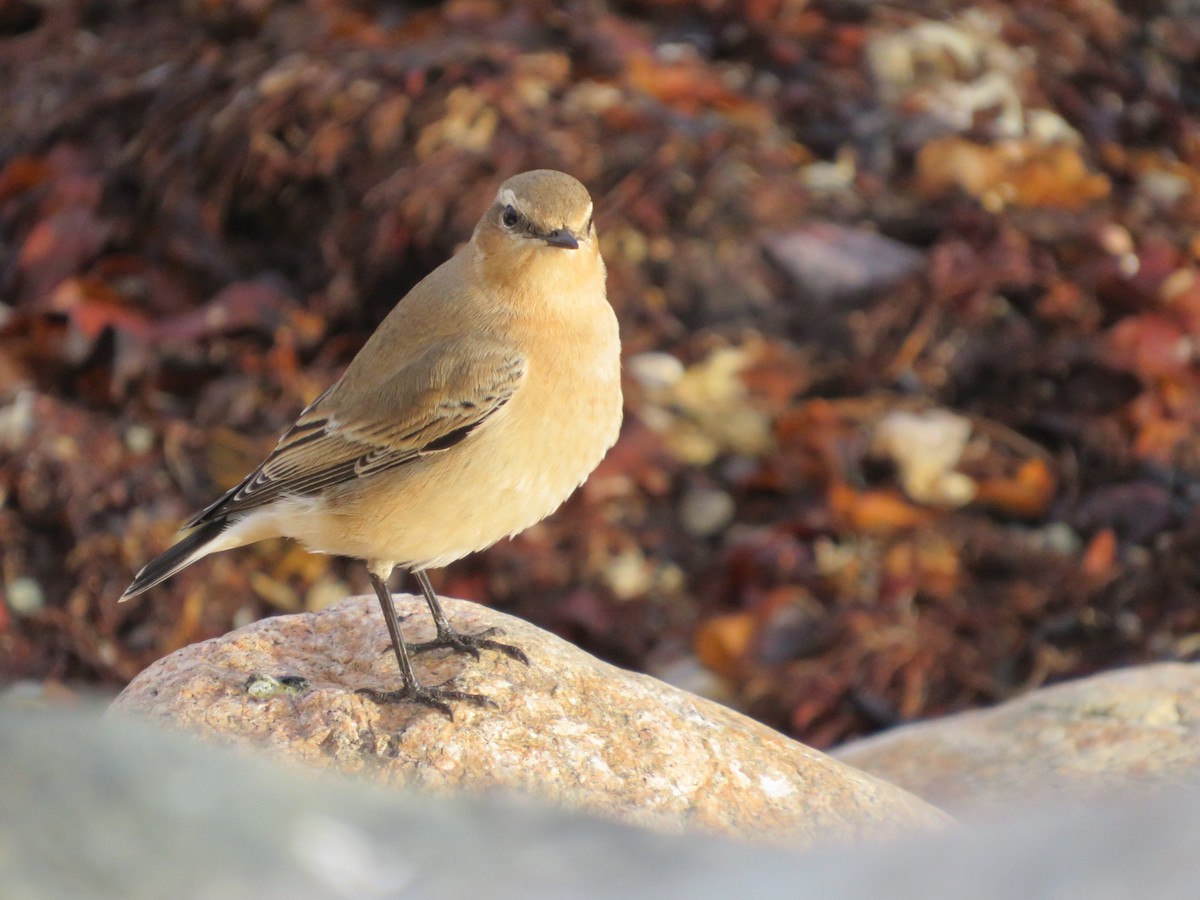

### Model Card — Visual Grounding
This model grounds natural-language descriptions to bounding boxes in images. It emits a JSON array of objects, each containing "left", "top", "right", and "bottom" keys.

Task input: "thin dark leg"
[
  {"left": 356, "top": 567, "right": 496, "bottom": 718},
  {"left": 409, "top": 570, "right": 530, "bottom": 665}
]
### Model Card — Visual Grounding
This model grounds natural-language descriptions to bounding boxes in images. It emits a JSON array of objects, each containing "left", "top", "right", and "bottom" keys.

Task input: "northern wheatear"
[{"left": 121, "top": 170, "right": 622, "bottom": 715}]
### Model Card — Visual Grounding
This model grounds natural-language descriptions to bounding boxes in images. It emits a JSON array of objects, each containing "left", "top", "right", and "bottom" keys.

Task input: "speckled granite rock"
[
  {"left": 110, "top": 595, "right": 948, "bottom": 848},
  {"left": 835, "top": 663, "right": 1200, "bottom": 819}
]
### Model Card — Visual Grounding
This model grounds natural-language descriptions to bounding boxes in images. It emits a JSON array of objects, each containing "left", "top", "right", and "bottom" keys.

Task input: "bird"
[{"left": 120, "top": 169, "right": 623, "bottom": 717}]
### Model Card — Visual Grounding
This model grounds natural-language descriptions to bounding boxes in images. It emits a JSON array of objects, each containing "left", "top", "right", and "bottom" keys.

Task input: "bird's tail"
[{"left": 119, "top": 517, "right": 229, "bottom": 601}]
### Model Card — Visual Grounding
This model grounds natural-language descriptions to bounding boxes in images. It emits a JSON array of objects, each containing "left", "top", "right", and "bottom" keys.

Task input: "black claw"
[
  {"left": 357, "top": 683, "right": 498, "bottom": 721},
  {"left": 411, "top": 636, "right": 481, "bottom": 660},
  {"left": 410, "top": 628, "right": 530, "bottom": 665}
]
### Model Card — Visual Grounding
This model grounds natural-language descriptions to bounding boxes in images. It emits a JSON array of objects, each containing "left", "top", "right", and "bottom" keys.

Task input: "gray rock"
[
  {"left": 763, "top": 223, "right": 924, "bottom": 309},
  {"left": 0, "top": 709, "right": 799, "bottom": 900},
  {"left": 7, "top": 707, "right": 1200, "bottom": 899},
  {"left": 836, "top": 662, "right": 1200, "bottom": 819},
  {"left": 792, "top": 785, "right": 1200, "bottom": 900}
]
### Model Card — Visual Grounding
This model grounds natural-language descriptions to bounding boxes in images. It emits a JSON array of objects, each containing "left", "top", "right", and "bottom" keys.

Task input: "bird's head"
[{"left": 472, "top": 170, "right": 601, "bottom": 288}]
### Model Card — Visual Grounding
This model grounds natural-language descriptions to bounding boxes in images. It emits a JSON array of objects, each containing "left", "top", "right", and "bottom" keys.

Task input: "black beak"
[{"left": 543, "top": 228, "right": 579, "bottom": 250}]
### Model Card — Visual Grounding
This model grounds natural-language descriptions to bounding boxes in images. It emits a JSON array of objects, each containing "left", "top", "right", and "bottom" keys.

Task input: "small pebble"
[
  {"left": 245, "top": 673, "right": 311, "bottom": 698},
  {"left": 124, "top": 425, "right": 156, "bottom": 455},
  {"left": 679, "top": 487, "right": 736, "bottom": 538},
  {"left": 626, "top": 352, "right": 684, "bottom": 392},
  {"left": 1097, "top": 223, "right": 1134, "bottom": 257},
  {"left": 6, "top": 577, "right": 44, "bottom": 616},
  {"left": 0, "top": 389, "right": 34, "bottom": 450}
]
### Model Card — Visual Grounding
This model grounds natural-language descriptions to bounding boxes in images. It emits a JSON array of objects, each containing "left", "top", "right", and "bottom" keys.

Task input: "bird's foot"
[
  {"left": 410, "top": 626, "right": 531, "bottom": 665},
  {"left": 357, "top": 682, "right": 497, "bottom": 721}
]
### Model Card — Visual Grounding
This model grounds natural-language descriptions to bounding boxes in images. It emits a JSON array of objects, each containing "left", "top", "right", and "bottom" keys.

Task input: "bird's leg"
[
  {"left": 356, "top": 565, "right": 496, "bottom": 718},
  {"left": 408, "top": 570, "right": 530, "bottom": 665}
]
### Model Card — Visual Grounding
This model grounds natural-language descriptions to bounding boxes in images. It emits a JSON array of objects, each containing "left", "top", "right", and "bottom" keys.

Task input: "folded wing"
[{"left": 185, "top": 338, "right": 525, "bottom": 527}]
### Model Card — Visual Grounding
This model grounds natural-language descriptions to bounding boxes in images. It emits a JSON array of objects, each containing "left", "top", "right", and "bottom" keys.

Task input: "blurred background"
[{"left": 1, "top": 0, "right": 1199, "bottom": 748}]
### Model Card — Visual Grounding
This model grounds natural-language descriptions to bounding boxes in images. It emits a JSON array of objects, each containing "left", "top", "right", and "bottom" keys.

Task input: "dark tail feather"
[{"left": 119, "top": 518, "right": 228, "bottom": 601}]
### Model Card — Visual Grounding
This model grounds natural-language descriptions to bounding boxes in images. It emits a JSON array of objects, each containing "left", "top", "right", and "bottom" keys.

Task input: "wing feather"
[{"left": 185, "top": 339, "right": 524, "bottom": 527}]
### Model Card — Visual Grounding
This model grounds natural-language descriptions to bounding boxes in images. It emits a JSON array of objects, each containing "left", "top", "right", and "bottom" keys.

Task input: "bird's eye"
[{"left": 501, "top": 206, "right": 520, "bottom": 228}]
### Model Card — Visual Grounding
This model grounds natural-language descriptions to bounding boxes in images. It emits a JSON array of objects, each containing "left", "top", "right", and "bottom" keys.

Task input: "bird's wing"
[{"left": 185, "top": 338, "right": 525, "bottom": 526}]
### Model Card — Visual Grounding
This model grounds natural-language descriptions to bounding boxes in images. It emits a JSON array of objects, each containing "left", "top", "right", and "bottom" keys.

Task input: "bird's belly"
[{"left": 279, "top": 374, "right": 622, "bottom": 569}]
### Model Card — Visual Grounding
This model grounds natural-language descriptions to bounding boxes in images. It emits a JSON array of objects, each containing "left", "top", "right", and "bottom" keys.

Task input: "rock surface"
[
  {"left": 10, "top": 707, "right": 1200, "bottom": 900},
  {"left": 835, "top": 663, "right": 1200, "bottom": 819},
  {"left": 0, "top": 708, "right": 804, "bottom": 900},
  {"left": 110, "top": 595, "right": 948, "bottom": 848}
]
